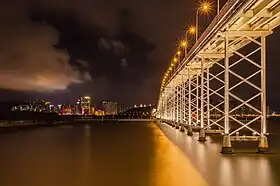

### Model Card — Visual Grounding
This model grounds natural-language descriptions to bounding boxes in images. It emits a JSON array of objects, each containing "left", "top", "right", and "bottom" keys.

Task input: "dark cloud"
[
  {"left": 98, "top": 38, "right": 129, "bottom": 56},
  {"left": 27, "top": 3, "right": 157, "bottom": 104},
  {"left": 120, "top": 59, "right": 128, "bottom": 68},
  {"left": 0, "top": 3, "right": 91, "bottom": 92},
  {"left": 77, "top": 59, "right": 90, "bottom": 69}
]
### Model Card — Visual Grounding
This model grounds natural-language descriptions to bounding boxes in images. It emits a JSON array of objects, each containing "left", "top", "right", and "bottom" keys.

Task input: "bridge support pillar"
[
  {"left": 206, "top": 67, "right": 210, "bottom": 129},
  {"left": 258, "top": 135, "right": 269, "bottom": 153},
  {"left": 171, "top": 87, "right": 175, "bottom": 123},
  {"left": 196, "top": 73, "right": 199, "bottom": 126},
  {"left": 180, "top": 125, "right": 185, "bottom": 132},
  {"left": 187, "top": 68, "right": 193, "bottom": 135},
  {"left": 187, "top": 125, "right": 193, "bottom": 136},
  {"left": 221, "top": 135, "right": 234, "bottom": 154},
  {"left": 198, "top": 129, "right": 206, "bottom": 142},
  {"left": 198, "top": 57, "right": 206, "bottom": 142},
  {"left": 176, "top": 85, "right": 179, "bottom": 123}
]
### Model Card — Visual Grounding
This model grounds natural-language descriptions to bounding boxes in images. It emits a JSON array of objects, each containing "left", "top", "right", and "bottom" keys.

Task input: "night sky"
[{"left": 0, "top": 0, "right": 280, "bottom": 110}]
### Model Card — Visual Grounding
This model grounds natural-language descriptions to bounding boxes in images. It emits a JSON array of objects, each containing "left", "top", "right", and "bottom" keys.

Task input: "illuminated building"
[
  {"left": 10, "top": 100, "right": 61, "bottom": 113},
  {"left": 80, "top": 96, "right": 91, "bottom": 115},
  {"left": 91, "top": 107, "right": 95, "bottom": 114},
  {"left": 30, "top": 100, "right": 50, "bottom": 112},
  {"left": 48, "top": 104, "right": 61, "bottom": 113},
  {"left": 60, "top": 105, "right": 74, "bottom": 115},
  {"left": 95, "top": 109, "right": 105, "bottom": 116},
  {"left": 118, "top": 104, "right": 129, "bottom": 113},
  {"left": 102, "top": 101, "right": 118, "bottom": 115},
  {"left": 49, "top": 104, "right": 54, "bottom": 110},
  {"left": 11, "top": 103, "right": 30, "bottom": 111},
  {"left": 74, "top": 101, "right": 81, "bottom": 115}
]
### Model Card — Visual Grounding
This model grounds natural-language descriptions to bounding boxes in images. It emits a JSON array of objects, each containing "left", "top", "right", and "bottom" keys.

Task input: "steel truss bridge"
[{"left": 156, "top": 0, "right": 280, "bottom": 153}]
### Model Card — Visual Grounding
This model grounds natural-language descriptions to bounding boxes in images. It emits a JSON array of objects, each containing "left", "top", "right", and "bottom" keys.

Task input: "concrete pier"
[{"left": 221, "top": 135, "right": 234, "bottom": 154}]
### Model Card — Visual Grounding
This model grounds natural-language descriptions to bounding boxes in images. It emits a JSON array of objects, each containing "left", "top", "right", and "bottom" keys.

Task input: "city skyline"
[{"left": 7, "top": 96, "right": 156, "bottom": 115}]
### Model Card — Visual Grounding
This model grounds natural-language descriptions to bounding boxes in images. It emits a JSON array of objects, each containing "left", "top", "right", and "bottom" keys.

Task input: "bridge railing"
[{"left": 166, "top": 0, "right": 248, "bottom": 86}]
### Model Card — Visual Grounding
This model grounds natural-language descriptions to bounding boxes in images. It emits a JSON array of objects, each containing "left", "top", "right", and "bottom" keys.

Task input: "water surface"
[
  {"left": 0, "top": 121, "right": 280, "bottom": 186},
  {"left": 0, "top": 122, "right": 207, "bottom": 186}
]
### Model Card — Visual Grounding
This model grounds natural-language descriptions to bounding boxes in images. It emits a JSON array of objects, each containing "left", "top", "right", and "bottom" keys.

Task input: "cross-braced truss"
[
  {"left": 222, "top": 31, "right": 267, "bottom": 139},
  {"left": 157, "top": 0, "right": 280, "bottom": 152}
]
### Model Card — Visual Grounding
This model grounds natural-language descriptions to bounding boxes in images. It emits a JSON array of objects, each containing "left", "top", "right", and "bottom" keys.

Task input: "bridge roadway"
[{"left": 157, "top": 0, "right": 280, "bottom": 153}]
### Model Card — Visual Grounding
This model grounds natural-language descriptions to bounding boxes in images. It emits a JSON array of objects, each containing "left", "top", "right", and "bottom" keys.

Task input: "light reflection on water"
[
  {"left": 219, "top": 157, "right": 235, "bottom": 186},
  {"left": 0, "top": 122, "right": 279, "bottom": 186},
  {"left": 159, "top": 122, "right": 279, "bottom": 186},
  {"left": 149, "top": 124, "right": 208, "bottom": 186},
  {"left": 0, "top": 122, "right": 208, "bottom": 186}
]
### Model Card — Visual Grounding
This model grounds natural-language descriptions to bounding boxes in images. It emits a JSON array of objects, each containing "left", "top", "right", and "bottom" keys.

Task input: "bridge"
[{"left": 156, "top": 0, "right": 280, "bottom": 153}]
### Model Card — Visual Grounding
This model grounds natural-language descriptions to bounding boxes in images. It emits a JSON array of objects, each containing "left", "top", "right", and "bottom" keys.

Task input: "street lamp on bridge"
[
  {"left": 184, "top": 25, "right": 196, "bottom": 55},
  {"left": 161, "top": 66, "right": 172, "bottom": 90},
  {"left": 179, "top": 40, "right": 187, "bottom": 57},
  {"left": 180, "top": 40, "right": 187, "bottom": 48},
  {"left": 173, "top": 57, "right": 178, "bottom": 64},
  {"left": 176, "top": 50, "right": 181, "bottom": 64},
  {"left": 196, "top": 1, "right": 212, "bottom": 41}
]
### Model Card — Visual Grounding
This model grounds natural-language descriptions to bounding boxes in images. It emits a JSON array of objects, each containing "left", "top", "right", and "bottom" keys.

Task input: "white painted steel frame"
[
  {"left": 157, "top": 0, "right": 280, "bottom": 148},
  {"left": 222, "top": 31, "right": 268, "bottom": 138}
]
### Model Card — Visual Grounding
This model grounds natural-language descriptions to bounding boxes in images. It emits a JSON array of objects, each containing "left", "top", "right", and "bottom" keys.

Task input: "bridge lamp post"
[
  {"left": 166, "top": 69, "right": 170, "bottom": 83},
  {"left": 184, "top": 26, "right": 196, "bottom": 54},
  {"left": 170, "top": 63, "right": 175, "bottom": 75},
  {"left": 173, "top": 57, "right": 178, "bottom": 70},
  {"left": 196, "top": 1, "right": 212, "bottom": 41},
  {"left": 163, "top": 74, "right": 168, "bottom": 85},
  {"left": 168, "top": 67, "right": 172, "bottom": 76},
  {"left": 180, "top": 40, "right": 187, "bottom": 57},
  {"left": 176, "top": 50, "right": 181, "bottom": 63},
  {"left": 168, "top": 57, "right": 178, "bottom": 76},
  {"left": 165, "top": 72, "right": 169, "bottom": 82}
]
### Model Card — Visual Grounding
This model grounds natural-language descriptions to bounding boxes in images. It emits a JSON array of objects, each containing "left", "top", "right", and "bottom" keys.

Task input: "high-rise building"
[
  {"left": 102, "top": 101, "right": 118, "bottom": 115},
  {"left": 75, "top": 101, "right": 81, "bottom": 115},
  {"left": 60, "top": 105, "right": 74, "bottom": 115},
  {"left": 118, "top": 104, "right": 129, "bottom": 114},
  {"left": 79, "top": 96, "right": 91, "bottom": 115},
  {"left": 30, "top": 100, "right": 49, "bottom": 112},
  {"left": 91, "top": 106, "right": 95, "bottom": 115}
]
